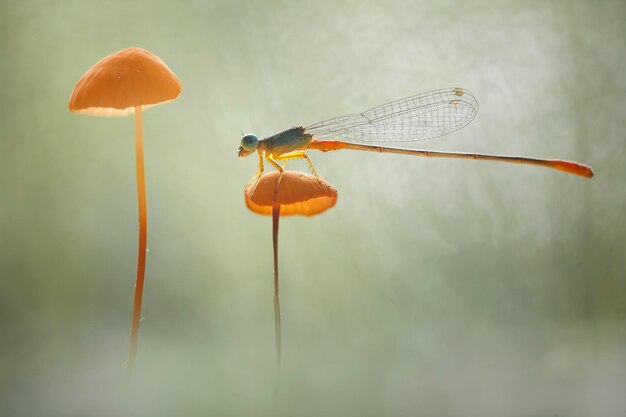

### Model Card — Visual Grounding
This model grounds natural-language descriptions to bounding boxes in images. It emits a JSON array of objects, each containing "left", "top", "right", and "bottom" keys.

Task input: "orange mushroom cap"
[
  {"left": 245, "top": 171, "right": 338, "bottom": 216},
  {"left": 68, "top": 47, "right": 181, "bottom": 116}
]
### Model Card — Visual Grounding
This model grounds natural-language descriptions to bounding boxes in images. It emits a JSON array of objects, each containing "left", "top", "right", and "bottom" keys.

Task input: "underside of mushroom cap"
[
  {"left": 245, "top": 171, "right": 338, "bottom": 216},
  {"left": 68, "top": 47, "right": 181, "bottom": 116}
]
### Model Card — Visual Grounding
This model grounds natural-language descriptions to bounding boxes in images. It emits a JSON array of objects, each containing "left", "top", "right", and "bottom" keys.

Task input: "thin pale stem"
[
  {"left": 272, "top": 204, "right": 282, "bottom": 368},
  {"left": 127, "top": 105, "right": 147, "bottom": 375},
  {"left": 307, "top": 140, "right": 594, "bottom": 178}
]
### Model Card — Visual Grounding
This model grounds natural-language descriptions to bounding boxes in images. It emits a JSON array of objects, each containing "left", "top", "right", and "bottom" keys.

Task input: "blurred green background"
[{"left": 1, "top": 0, "right": 625, "bottom": 415}]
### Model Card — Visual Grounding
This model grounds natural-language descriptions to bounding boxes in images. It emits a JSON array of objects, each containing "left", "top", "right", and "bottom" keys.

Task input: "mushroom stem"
[
  {"left": 272, "top": 204, "right": 282, "bottom": 367},
  {"left": 127, "top": 105, "right": 147, "bottom": 374}
]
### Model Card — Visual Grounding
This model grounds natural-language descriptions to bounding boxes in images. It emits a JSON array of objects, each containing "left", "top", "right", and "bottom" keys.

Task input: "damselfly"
[{"left": 238, "top": 88, "right": 593, "bottom": 178}]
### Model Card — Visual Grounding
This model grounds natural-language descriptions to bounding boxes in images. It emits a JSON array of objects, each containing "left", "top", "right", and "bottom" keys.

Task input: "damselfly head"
[{"left": 238, "top": 133, "right": 259, "bottom": 158}]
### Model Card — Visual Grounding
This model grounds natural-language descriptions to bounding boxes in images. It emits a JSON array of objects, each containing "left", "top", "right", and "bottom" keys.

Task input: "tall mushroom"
[
  {"left": 68, "top": 47, "right": 181, "bottom": 373},
  {"left": 245, "top": 171, "right": 337, "bottom": 365}
]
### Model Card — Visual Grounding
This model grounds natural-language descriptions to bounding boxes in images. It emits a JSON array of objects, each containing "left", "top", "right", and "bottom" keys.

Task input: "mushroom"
[
  {"left": 68, "top": 47, "right": 181, "bottom": 373},
  {"left": 245, "top": 171, "right": 337, "bottom": 364}
]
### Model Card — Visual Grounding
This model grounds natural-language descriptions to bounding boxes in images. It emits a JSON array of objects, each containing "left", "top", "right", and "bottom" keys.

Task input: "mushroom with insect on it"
[
  {"left": 244, "top": 171, "right": 338, "bottom": 365},
  {"left": 68, "top": 47, "right": 181, "bottom": 373}
]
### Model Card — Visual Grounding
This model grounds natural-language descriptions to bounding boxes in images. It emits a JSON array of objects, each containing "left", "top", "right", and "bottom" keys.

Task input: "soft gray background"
[{"left": 1, "top": 0, "right": 625, "bottom": 416}]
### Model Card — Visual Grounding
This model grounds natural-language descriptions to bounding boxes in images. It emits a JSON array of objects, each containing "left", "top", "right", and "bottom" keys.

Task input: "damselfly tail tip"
[
  {"left": 574, "top": 163, "right": 594, "bottom": 179},
  {"left": 552, "top": 160, "right": 594, "bottom": 178}
]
